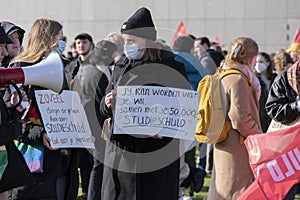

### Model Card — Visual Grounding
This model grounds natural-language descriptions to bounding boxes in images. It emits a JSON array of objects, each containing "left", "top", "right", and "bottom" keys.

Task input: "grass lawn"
[{"left": 181, "top": 173, "right": 210, "bottom": 200}]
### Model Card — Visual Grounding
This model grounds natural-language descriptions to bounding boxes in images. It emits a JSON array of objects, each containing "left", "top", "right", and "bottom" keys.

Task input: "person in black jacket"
[
  {"left": 254, "top": 52, "right": 277, "bottom": 132},
  {"left": 0, "top": 26, "right": 33, "bottom": 199},
  {"left": 265, "top": 60, "right": 300, "bottom": 199},
  {"left": 100, "top": 7, "right": 191, "bottom": 200}
]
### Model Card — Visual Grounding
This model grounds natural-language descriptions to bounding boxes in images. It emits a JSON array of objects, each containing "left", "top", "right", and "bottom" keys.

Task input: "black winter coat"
[
  {"left": 266, "top": 70, "right": 300, "bottom": 125},
  {"left": 0, "top": 98, "right": 34, "bottom": 193},
  {"left": 100, "top": 50, "right": 190, "bottom": 200}
]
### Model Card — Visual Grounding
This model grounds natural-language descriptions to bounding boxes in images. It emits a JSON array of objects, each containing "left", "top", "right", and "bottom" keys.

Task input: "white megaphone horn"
[{"left": 0, "top": 51, "right": 64, "bottom": 93}]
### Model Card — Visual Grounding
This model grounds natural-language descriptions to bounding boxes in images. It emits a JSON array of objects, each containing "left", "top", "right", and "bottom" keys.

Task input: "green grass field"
[{"left": 180, "top": 173, "right": 211, "bottom": 200}]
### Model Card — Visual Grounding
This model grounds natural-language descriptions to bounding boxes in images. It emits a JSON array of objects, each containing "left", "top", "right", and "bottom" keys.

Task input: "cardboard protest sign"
[
  {"left": 114, "top": 86, "right": 199, "bottom": 140},
  {"left": 237, "top": 123, "right": 300, "bottom": 200},
  {"left": 35, "top": 90, "right": 94, "bottom": 149}
]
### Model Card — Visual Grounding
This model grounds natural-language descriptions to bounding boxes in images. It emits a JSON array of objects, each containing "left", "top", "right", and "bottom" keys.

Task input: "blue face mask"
[
  {"left": 124, "top": 45, "right": 144, "bottom": 60},
  {"left": 53, "top": 40, "right": 66, "bottom": 55}
]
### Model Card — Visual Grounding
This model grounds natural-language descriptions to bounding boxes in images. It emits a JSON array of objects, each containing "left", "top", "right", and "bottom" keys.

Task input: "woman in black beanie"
[{"left": 100, "top": 7, "right": 190, "bottom": 200}]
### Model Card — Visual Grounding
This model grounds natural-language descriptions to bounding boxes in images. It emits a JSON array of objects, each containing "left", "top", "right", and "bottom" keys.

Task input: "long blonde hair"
[
  {"left": 12, "top": 19, "right": 62, "bottom": 64},
  {"left": 225, "top": 37, "right": 258, "bottom": 67}
]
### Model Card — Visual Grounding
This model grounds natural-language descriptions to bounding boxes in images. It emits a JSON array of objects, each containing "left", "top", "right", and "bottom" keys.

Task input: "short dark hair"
[
  {"left": 197, "top": 37, "right": 211, "bottom": 48},
  {"left": 75, "top": 32, "right": 93, "bottom": 44}
]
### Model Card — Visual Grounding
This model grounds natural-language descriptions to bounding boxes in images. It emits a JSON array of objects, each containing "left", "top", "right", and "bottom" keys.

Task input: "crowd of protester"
[{"left": 0, "top": 6, "right": 300, "bottom": 200}]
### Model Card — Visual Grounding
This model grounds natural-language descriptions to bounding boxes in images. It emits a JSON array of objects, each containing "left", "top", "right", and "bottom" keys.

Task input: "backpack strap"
[
  {"left": 220, "top": 68, "right": 250, "bottom": 86},
  {"left": 219, "top": 68, "right": 250, "bottom": 144}
]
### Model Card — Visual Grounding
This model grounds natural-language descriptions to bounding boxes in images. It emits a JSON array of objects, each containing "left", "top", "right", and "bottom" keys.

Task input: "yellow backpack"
[{"left": 195, "top": 67, "right": 248, "bottom": 144}]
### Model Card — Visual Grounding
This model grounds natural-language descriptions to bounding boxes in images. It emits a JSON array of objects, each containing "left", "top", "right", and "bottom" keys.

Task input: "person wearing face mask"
[
  {"left": 52, "top": 37, "right": 66, "bottom": 55},
  {"left": 207, "top": 37, "right": 262, "bottom": 200},
  {"left": 52, "top": 36, "right": 73, "bottom": 70},
  {"left": 8, "top": 18, "right": 78, "bottom": 200},
  {"left": 253, "top": 52, "right": 277, "bottom": 132},
  {"left": 100, "top": 7, "right": 191, "bottom": 200},
  {"left": 0, "top": 21, "right": 25, "bottom": 68},
  {"left": 254, "top": 52, "right": 277, "bottom": 92}
]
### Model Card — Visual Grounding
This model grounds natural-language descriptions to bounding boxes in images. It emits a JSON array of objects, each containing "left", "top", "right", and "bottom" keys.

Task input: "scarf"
[
  {"left": 223, "top": 63, "right": 261, "bottom": 103},
  {"left": 287, "top": 61, "right": 300, "bottom": 95}
]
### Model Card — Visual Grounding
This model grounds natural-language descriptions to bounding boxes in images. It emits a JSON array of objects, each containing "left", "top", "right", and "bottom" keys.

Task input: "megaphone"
[{"left": 0, "top": 51, "right": 64, "bottom": 93}]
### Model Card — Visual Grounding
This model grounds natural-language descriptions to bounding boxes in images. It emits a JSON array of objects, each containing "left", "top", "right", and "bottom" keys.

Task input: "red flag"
[
  {"left": 170, "top": 22, "right": 189, "bottom": 48},
  {"left": 214, "top": 37, "right": 225, "bottom": 48},
  {"left": 293, "top": 28, "right": 300, "bottom": 43},
  {"left": 238, "top": 123, "right": 300, "bottom": 200}
]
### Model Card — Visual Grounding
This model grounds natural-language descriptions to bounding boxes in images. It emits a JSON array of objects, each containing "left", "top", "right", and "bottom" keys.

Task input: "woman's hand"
[
  {"left": 151, "top": 134, "right": 163, "bottom": 139},
  {"left": 105, "top": 90, "right": 114, "bottom": 108},
  {"left": 43, "top": 133, "right": 58, "bottom": 150},
  {"left": 11, "top": 88, "right": 29, "bottom": 112}
]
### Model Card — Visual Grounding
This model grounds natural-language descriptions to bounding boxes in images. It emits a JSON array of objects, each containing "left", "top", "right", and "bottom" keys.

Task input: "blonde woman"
[
  {"left": 207, "top": 37, "right": 262, "bottom": 200},
  {"left": 9, "top": 19, "right": 77, "bottom": 200}
]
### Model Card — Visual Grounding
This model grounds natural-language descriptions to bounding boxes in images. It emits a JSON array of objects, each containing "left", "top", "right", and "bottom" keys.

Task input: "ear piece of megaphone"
[{"left": 0, "top": 51, "right": 64, "bottom": 93}]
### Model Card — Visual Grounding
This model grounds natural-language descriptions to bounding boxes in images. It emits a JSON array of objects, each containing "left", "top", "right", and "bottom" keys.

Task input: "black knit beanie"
[{"left": 121, "top": 7, "right": 157, "bottom": 41}]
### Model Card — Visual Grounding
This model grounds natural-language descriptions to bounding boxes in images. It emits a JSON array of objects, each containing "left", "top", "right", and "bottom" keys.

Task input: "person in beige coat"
[{"left": 207, "top": 37, "right": 263, "bottom": 200}]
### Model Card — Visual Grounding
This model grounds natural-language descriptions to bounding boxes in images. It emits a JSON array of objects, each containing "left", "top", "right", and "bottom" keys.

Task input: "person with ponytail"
[{"left": 207, "top": 37, "right": 262, "bottom": 200}]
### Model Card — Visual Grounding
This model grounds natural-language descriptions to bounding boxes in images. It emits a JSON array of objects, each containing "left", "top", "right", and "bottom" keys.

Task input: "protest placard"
[
  {"left": 267, "top": 119, "right": 300, "bottom": 132},
  {"left": 35, "top": 90, "right": 94, "bottom": 149},
  {"left": 114, "top": 86, "right": 199, "bottom": 140}
]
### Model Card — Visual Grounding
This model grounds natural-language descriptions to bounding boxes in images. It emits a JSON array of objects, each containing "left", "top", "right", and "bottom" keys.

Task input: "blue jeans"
[{"left": 198, "top": 143, "right": 207, "bottom": 170}]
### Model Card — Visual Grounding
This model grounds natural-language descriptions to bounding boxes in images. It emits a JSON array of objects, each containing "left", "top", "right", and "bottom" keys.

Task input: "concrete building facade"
[{"left": 1, "top": 0, "right": 300, "bottom": 53}]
